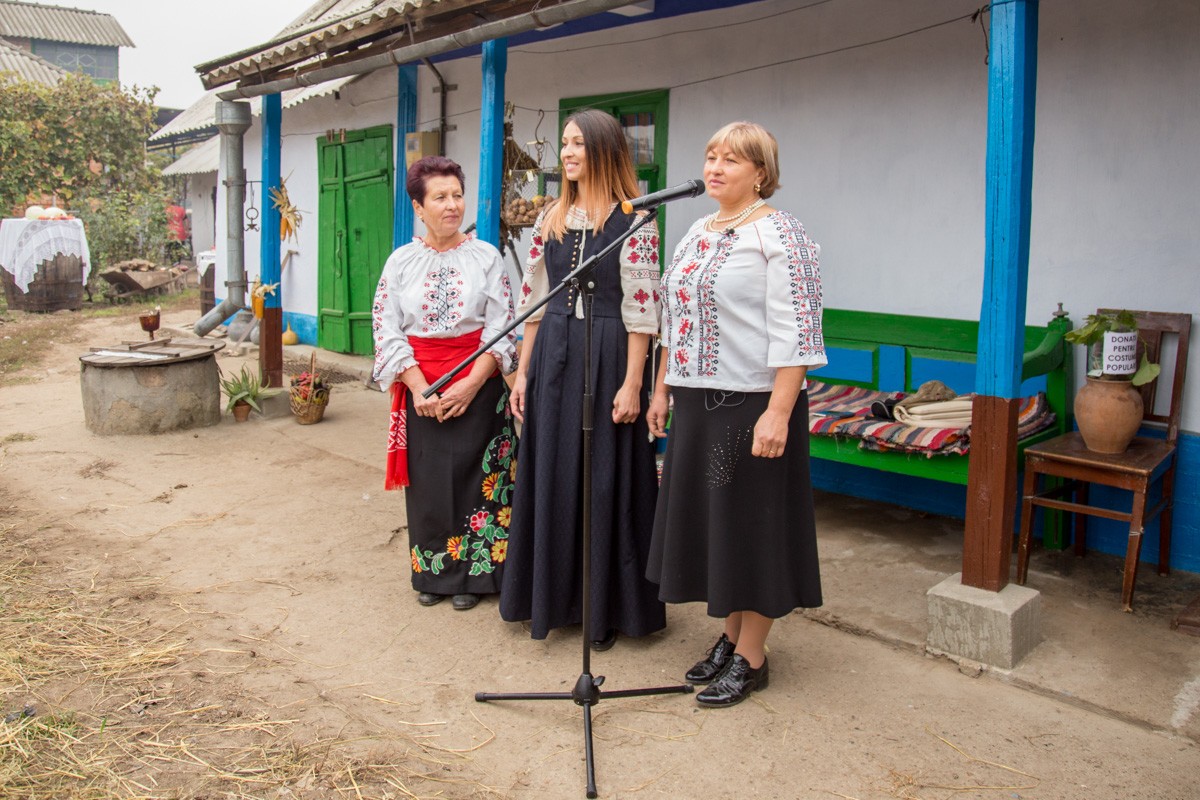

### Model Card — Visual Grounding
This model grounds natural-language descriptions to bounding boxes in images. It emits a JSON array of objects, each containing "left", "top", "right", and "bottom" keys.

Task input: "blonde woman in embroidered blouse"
[
  {"left": 646, "top": 121, "right": 826, "bottom": 707},
  {"left": 500, "top": 108, "right": 666, "bottom": 648},
  {"left": 372, "top": 156, "right": 517, "bottom": 612}
]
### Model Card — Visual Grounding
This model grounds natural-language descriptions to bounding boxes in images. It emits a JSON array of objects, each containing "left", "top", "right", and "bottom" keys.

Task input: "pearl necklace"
[{"left": 707, "top": 198, "right": 765, "bottom": 232}]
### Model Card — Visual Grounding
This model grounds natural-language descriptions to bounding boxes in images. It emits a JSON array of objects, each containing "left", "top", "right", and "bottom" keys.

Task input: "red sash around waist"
[{"left": 385, "top": 328, "right": 493, "bottom": 490}]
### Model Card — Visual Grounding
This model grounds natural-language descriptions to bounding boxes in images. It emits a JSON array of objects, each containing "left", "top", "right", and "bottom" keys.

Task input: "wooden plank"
[
  {"left": 477, "top": 38, "right": 507, "bottom": 246},
  {"left": 963, "top": 396, "right": 1021, "bottom": 590},
  {"left": 977, "top": 0, "right": 1039, "bottom": 400},
  {"left": 394, "top": 64, "right": 418, "bottom": 249},
  {"left": 1171, "top": 594, "right": 1200, "bottom": 636}
]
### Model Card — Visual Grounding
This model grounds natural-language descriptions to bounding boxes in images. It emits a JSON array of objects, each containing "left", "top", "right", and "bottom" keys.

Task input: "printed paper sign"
[{"left": 1103, "top": 330, "right": 1138, "bottom": 376}]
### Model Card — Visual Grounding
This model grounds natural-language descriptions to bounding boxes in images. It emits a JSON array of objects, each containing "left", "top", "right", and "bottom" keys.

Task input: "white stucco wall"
[
  {"left": 187, "top": 172, "right": 217, "bottom": 255},
  {"left": 217, "top": 0, "right": 1198, "bottom": 427}
]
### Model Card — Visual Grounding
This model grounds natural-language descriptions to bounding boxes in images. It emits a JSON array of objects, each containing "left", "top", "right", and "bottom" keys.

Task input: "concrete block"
[{"left": 926, "top": 572, "right": 1041, "bottom": 669}]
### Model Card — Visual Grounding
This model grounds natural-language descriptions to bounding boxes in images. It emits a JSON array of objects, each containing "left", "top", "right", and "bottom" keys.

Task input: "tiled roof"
[
  {"left": 0, "top": 34, "right": 68, "bottom": 84},
  {"left": 0, "top": 1, "right": 134, "bottom": 48}
]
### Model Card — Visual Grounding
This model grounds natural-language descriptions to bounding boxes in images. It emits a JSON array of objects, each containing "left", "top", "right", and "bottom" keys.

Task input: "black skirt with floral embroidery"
[
  {"left": 405, "top": 376, "right": 514, "bottom": 595},
  {"left": 647, "top": 386, "right": 823, "bottom": 618}
]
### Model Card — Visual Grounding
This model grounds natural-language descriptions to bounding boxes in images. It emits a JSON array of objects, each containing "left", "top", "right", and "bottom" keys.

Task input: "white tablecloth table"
[{"left": 0, "top": 218, "right": 92, "bottom": 292}]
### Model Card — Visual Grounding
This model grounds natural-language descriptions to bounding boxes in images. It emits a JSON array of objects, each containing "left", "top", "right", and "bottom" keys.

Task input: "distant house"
[{"left": 0, "top": 0, "right": 133, "bottom": 85}]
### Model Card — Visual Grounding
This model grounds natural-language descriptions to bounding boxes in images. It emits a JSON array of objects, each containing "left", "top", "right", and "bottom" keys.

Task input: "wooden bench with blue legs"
[{"left": 807, "top": 308, "right": 1074, "bottom": 547}]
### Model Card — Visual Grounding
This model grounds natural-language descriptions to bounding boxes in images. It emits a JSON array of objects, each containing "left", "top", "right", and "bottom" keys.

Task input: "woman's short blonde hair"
[{"left": 705, "top": 121, "right": 780, "bottom": 198}]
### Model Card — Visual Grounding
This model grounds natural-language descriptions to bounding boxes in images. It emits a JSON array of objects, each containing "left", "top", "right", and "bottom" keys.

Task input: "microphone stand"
[{"left": 424, "top": 207, "right": 691, "bottom": 799}]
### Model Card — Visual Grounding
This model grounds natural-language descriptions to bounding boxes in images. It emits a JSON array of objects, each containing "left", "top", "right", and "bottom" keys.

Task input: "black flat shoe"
[
  {"left": 590, "top": 629, "right": 618, "bottom": 651},
  {"left": 451, "top": 593, "right": 480, "bottom": 611},
  {"left": 695, "top": 654, "right": 769, "bottom": 707},
  {"left": 417, "top": 592, "right": 445, "bottom": 607},
  {"left": 685, "top": 633, "right": 736, "bottom": 684}
]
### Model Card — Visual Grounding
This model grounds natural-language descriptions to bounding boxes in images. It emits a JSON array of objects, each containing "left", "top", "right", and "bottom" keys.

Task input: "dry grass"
[{"left": 0, "top": 510, "right": 499, "bottom": 799}]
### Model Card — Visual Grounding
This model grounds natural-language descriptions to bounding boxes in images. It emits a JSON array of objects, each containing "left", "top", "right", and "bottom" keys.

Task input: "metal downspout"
[
  {"left": 194, "top": 100, "right": 252, "bottom": 337},
  {"left": 422, "top": 58, "right": 448, "bottom": 155}
]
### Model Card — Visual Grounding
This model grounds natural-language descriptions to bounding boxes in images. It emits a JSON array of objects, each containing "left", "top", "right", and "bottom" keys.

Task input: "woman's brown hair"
[{"left": 541, "top": 109, "right": 641, "bottom": 241}]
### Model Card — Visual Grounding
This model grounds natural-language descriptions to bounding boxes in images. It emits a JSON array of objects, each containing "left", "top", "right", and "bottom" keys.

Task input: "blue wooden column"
[
  {"left": 394, "top": 64, "right": 418, "bottom": 249},
  {"left": 962, "top": 0, "right": 1040, "bottom": 590},
  {"left": 477, "top": 38, "right": 508, "bottom": 246},
  {"left": 259, "top": 92, "right": 284, "bottom": 388}
]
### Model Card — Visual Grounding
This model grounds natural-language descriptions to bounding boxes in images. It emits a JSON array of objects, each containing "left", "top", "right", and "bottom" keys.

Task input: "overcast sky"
[{"left": 38, "top": 0, "right": 293, "bottom": 108}]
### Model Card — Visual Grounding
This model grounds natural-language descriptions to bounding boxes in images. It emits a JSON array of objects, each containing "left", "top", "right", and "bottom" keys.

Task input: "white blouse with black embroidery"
[
  {"left": 660, "top": 210, "right": 826, "bottom": 393},
  {"left": 371, "top": 234, "right": 517, "bottom": 391},
  {"left": 517, "top": 205, "right": 661, "bottom": 335}
]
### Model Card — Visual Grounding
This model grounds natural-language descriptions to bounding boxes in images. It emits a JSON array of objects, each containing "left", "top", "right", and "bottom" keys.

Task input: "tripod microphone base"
[{"left": 476, "top": 675, "right": 692, "bottom": 798}]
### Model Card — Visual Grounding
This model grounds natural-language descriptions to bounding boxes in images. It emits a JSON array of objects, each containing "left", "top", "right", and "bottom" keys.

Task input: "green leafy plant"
[
  {"left": 219, "top": 365, "right": 280, "bottom": 413},
  {"left": 1065, "top": 310, "right": 1161, "bottom": 386}
]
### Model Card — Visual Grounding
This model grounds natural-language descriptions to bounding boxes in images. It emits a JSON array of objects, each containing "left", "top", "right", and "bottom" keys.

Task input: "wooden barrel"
[{"left": 1, "top": 254, "right": 84, "bottom": 312}]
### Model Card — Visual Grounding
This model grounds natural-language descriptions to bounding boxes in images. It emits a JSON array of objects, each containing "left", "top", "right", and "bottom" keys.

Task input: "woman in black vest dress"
[{"left": 500, "top": 109, "right": 665, "bottom": 647}]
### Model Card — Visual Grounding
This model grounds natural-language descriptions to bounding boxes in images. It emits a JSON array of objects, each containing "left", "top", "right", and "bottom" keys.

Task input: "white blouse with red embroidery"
[
  {"left": 660, "top": 210, "right": 826, "bottom": 393},
  {"left": 371, "top": 234, "right": 517, "bottom": 391},
  {"left": 518, "top": 205, "right": 661, "bottom": 335}
]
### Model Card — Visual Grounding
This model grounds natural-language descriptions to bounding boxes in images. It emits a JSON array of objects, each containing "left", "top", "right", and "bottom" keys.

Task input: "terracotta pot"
[
  {"left": 231, "top": 401, "right": 252, "bottom": 423},
  {"left": 1074, "top": 376, "right": 1143, "bottom": 453}
]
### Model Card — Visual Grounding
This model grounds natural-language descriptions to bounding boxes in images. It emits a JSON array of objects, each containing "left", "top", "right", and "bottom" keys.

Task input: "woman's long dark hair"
[{"left": 541, "top": 109, "right": 640, "bottom": 241}]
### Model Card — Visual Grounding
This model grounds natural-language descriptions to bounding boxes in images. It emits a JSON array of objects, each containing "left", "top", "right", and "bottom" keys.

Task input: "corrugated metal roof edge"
[
  {"left": 162, "top": 136, "right": 220, "bottom": 177},
  {"left": 0, "top": 1, "right": 135, "bottom": 47},
  {"left": 0, "top": 34, "right": 70, "bottom": 84},
  {"left": 194, "top": 0, "right": 413, "bottom": 75},
  {"left": 149, "top": 75, "right": 361, "bottom": 142}
]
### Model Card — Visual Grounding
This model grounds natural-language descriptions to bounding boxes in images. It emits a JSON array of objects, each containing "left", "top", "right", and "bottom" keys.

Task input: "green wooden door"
[{"left": 317, "top": 126, "right": 394, "bottom": 354}]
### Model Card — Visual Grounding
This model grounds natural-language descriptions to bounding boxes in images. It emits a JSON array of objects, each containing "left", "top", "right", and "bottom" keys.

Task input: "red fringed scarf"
[{"left": 385, "top": 329, "right": 493, "bottom": 490}]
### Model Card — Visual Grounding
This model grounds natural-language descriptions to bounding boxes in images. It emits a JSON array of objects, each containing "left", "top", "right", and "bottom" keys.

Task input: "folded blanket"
[
  {"left": 807, "top": 380, "right": 1056, "bottom": 457},
  {"left": 893, "top": 397, "right": 975, "bottom": 427}
]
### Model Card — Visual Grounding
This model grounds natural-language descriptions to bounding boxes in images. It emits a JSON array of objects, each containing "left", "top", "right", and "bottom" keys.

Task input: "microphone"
[{"left": 620, "top": 179, "right": 705, "bottom": 214}]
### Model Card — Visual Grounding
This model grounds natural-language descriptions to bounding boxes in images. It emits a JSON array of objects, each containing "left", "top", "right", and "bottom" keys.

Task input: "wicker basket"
[
  {"left": 289, "top": 352, "right": 329, "bottom": 424},
  {"left": 289, "top": 388, "right": 328, "bottom": 424}
]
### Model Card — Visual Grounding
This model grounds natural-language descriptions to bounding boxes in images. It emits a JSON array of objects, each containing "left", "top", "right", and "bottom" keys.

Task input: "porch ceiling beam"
[{"left": 215, "top": 0, "right": 640, "bottom": 101}]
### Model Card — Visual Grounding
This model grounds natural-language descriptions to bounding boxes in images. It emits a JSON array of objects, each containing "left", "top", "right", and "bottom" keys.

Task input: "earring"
[{"left": 754, "top": 183, "right": 761, "bottom": 194}]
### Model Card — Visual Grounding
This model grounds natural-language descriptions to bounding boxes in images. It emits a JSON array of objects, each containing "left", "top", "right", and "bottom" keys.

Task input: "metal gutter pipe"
[
  {"left": 194, "top": 100, "right": 253, "bottom": 337},
  {"left": 422, "top": 57, "right": 448, "bottom": 155},
  {"left": 215, "top": 0, "right": 638, "bottom": 101}
]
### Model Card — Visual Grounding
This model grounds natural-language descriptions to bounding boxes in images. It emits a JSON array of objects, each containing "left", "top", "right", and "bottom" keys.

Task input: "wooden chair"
[{"left": 1016, "top": 310, "right": 1192, "bottom": 611}]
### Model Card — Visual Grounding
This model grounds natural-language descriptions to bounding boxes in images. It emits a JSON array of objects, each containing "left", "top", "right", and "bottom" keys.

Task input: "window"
[
  {"left": 31, "top": 40, "right": 119, "bottom": 82},
  {"left": 560, "top": 89, "right": 670, "bottom": 263}
]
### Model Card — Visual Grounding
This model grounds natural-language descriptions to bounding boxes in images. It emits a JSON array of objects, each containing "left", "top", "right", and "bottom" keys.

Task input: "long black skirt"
[
  {"left": 405, "top": 376, "right": 515, "bottom": 595},
  {"left": 500, "top": 312, "right": 666, "bottom": 640},
  {"left": 647, "top": 386, "right": 823, "bottom": 618}
]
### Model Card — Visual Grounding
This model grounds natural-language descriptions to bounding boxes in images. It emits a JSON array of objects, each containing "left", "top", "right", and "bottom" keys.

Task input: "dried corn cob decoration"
[{"left": 269, "top": 176, "right": 302, "bottom": 242}]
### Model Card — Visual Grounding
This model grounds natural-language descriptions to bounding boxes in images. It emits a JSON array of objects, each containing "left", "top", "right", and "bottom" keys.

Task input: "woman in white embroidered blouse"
[
  {"left": 371, "top": 156, "right": 517, "bottom": 612},
  {"left": 646, "top": 122, "right": 827, "bottom": 707}
]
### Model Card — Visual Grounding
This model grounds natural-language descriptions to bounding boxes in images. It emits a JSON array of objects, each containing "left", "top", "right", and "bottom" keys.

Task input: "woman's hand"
[
  {"left": 439, "top": 378, "right": 482, "bottom": 419},
  {"left": 509, "top": 372, "right": 528, "bottom": 422},
  {"left": 752, "top": 408, "right": 789, "bottom": 458},
  {"left": 612, "top": 381, "right": 641, "bottom": 424},
  {"left": 647, "top": 390, "right": 670, "bottom": 438},
  {"left": 412, "top": 389, "right": 445, "bottom": 422}
]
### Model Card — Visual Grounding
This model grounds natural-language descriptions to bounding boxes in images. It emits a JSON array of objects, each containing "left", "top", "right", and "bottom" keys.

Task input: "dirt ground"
[{"left": 2, "top": 304, "right": 1198, "bottom": 799}]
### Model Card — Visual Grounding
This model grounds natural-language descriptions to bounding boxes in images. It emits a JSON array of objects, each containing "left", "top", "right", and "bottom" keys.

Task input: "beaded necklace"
[{"left": 706, "top": 198, "right": 765, "bottom": 234}]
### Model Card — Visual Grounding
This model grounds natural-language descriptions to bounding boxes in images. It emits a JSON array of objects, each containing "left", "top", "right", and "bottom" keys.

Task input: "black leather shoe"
[
  {"left": 417, "top": 592, "right": 445, "bottom": 607},
  {"left": 451, "top": 593, "right": 480, "bottom": 611},
  {"left": 590, "top": 629, "right": 618, "bottom": 651},
  {"left": 695, "top": 654, "right": 769, "bottom": 707},
  {"left": 685, "top": 633, "right": 736, "bottom": 684}
]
